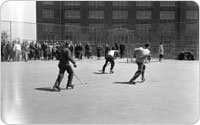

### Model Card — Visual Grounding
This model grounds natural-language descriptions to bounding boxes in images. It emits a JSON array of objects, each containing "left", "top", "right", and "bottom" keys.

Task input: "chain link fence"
[{"left": 1, "top": 20, "right": 199, "bottom": 60}]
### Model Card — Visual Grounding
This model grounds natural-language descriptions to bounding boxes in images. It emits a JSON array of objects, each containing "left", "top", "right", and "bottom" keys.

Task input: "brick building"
[{"left": 36, "top": 1, "right": 199, "bottom": 59}]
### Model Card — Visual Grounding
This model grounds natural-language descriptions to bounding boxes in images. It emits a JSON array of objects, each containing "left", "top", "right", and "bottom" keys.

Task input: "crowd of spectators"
[
  {"left": 1, "top": 40, "right": 63, "bottom": 62},
  {"left": 1, "top": 40, "right": 126, "bottom": 62}
]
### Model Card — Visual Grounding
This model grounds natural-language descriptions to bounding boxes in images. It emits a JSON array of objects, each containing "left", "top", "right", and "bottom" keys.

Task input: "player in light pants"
[{"left": 129, "top": 43, "right": 150, "bottom": 84}]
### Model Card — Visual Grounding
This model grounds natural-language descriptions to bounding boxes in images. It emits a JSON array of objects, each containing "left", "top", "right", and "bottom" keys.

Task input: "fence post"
[{"left": 10, "top": 21, "right": 12, "bottom": 42}]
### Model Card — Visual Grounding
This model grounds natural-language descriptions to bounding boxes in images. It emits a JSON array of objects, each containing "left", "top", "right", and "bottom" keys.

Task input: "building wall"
[{"left": 36, "top": 1, "right": 199, "bottom": 59}]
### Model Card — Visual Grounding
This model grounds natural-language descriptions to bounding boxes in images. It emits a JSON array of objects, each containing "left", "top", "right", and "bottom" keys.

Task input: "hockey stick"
[{"left": 74, "top": 73, "right": 88, "bottom": 84}]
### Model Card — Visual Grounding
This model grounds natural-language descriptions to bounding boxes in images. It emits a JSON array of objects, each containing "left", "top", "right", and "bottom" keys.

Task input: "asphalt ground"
[{"left": 1, "top": 58, "right": 199, "bottom": 124}]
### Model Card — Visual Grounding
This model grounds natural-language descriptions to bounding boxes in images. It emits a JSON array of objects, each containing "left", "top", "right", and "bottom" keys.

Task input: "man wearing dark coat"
[{"left": 53, "top": 42, "right": 77, "bottom": 92}]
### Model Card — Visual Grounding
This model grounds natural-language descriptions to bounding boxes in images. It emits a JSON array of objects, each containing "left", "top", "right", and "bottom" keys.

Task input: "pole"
[
  {"left": 10, "top": 21, "right": 12, "bottom": 42},
  {"left": 60, "top": 1, "right": 62, "bottom": 40}
]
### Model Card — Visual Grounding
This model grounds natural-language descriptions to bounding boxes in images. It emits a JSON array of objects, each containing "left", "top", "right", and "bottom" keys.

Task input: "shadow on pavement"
[
  {"left": 114, "top": 82, "right": 135, "bottom": 85},
  {"left": 114, "top": 81, "right": 144, "bottom": 85},
  {"left": 93, "top": 72, "right": 110, "bottom": 74},
  {"left": 35, "top": 87, "right": 54, "bottom": 92},
  {"left": 118, "top": 62, "right": 135, "bottom": 64}
]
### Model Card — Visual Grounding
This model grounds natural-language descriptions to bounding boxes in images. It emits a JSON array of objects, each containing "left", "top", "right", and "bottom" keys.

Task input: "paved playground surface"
[{"left": 1, "top": 58, "right": 199, "bottom": 124}]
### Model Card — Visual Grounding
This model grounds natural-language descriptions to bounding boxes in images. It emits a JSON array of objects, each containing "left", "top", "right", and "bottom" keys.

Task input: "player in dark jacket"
[{"left": 53, "top": 42, "right": 77, "bottom": 92}]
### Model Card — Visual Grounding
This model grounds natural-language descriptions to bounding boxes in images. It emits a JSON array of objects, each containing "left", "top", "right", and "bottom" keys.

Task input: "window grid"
[
  {"left": 89, "top": 10, "right": 104, "bottom": 19},
  {"left": 136, "top": 11, "right": 152, "bottom": 19},
  {"left": 112, "top": 1, "right": 128, "bottom": 7},
  {"left": 186, "top": 11, "right": 198, "bottom": 19},
  {"left": 88, "top": 1, "right": 104, "bottom": 6},
  {"left": 112, "top": 11, "right": 128, "bottom": 19},
  {"left": 160, "top": 11, "right": 175, "bottom": 20},
  {"left": 136, "top": 2, "right": 152, "bottom": 6},
  {"left": 64, "top": 1, "right": 80, "bottom": 6},
  {"left": 64, "top": 10, "right": 81, "bottom": 19},
  {"left": 186, "top": 1, "right": 198, "bottom": 7},
  {"left": 42, "top": 1, "right": 55, "bottom": 5},
  {"left": 160, "top": 1, "right": 176, "bottom": 7}
]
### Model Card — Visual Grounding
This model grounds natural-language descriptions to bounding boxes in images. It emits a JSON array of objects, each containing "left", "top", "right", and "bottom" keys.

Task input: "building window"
[
  {"left": 136, "top": 11, "right": 151, "bottom": 19},
  {"left": 64, "top": 1, "right": 80, "bottom": 6},
  {"left": 64, "top": 10, "right": 80, "bottom": 19},
  {"left": 88, "top": 1, "right": 104, "bottom": 6},
  {"left": 43, "top": 9, "right": 54, "bottom": 19},
  {"left": 187, "top": 1, "right": 198, "bottom": 7},
  {"left": 186, "top": 11, "right": 198, "bottom": 19},
  {"left": 160, "top": 1, "right": 176, "bottom": 7},
  {"left": 89, "top": 10, "right": 104, "bottom": 19},
  {"left": 113, "top": 11, "right": 128, "bottom": 19},
  {"left": 136, "top": 1, "right": 152, "bottom": 7},
  {"left": 160, "top": 23, "right": 175, "bottom": 35},
  {"left": 42, "top": 1, "right": 55, "bottom": 5},
  {"left": 112, "top": 1, "right": 128, "bottom": 7},
  {"left": 160, "top": 11, "right": 175, "bottom": 20}
]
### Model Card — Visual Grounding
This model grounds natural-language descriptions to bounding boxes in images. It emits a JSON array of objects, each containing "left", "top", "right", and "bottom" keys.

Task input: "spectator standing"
[
  {"left": 68, "top": 41, "right": 74, "bottom": 57},
  {"left": 96, "top": 44, "right": 102, "bottom": 60},
  {"left": 78, "top": 43, "right": 83, "bottom": 60},
  {"left": 4, "top": 41, "right": 13, "bottom": 61},
  {"left": 13, "top": 41, "right": 22, "bottom": 61},
  {"left": 159, "top": 42, "right": 164, "bottom": 62},
  {"left": 105, "top": 44, "right": 109, "bottom": 59},
  {"left": 119, "top": 43, "right": 125, "bottom": 58},
  {"left": 42, "top": 41, "right": 48, "bottom": 60},
  {"left": 85, "top": 43, "right": 92, "bottom": 59},
  {"left": 21, "top": 41, "right": 29, "bottom": 61}
]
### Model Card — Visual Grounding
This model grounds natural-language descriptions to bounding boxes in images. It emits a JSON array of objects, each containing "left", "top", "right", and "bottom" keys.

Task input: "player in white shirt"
[
  {"left": 102, "top": 47, "right": 119, "bottom": 74},
  {"left": 129, "top": 43, "right": 150, "bottom": 84}
]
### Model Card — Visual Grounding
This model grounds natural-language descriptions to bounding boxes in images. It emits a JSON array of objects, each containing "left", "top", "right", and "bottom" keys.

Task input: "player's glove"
[{"left": 73, "top": 64, "right": 77, "bottom": 68}]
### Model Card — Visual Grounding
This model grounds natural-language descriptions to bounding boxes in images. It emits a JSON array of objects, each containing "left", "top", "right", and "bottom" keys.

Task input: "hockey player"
[
  {"left": 129, "top": 43, "right": 150, "bottom": 84},
  {"left": 53, "top": 41, "right": 77, "bottom": 92},
  {"left": 102, "top": 47, "right": 119, "bottom": 74}
]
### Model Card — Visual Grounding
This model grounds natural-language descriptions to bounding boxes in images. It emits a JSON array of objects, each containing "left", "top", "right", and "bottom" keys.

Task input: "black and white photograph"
[{"left": 1, "top": 1, "right": 199, "bottom": 124}]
